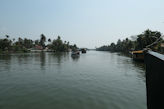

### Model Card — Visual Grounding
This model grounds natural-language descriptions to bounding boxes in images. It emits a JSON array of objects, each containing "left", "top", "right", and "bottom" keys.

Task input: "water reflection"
[
  {"left": 132, "top": 61, "right": 145, "bottom": 70},
  {"left": 0, "top": 51, "right": 146, "bottom": 109},
  {"left": 116, "top": 52, "right": 146, "bottom": 81},
  {"left": 40, "top": 52, "right": 46, "bottom": 69},
  {"left": 117, "top": 52, "right": 132, "bottom": 57},
  {"left": 52, "top": 52, "right": 68, "bottom": 64},
  {"left": 0, "top": 54, "right": 11, "bottom": 70},
  {"left": 117, "top": 52, "right": 145, "bottom": 69},
  {"left": 132, "top": 61, "right": 146, "bottom": 80},
  {"left": 15, "top": 53, "right": 32, "bottom": 65},
  {"left": 71, "top": 55, "right": 80, "bottom": 61},
  {"left": 0, "top": 54, "right": 11, "bottom": 61}
]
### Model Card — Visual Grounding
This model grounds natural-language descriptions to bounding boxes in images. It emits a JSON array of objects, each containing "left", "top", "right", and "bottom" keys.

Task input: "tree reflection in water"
[
  {"left": 71, "top": 55, "right": 80, "bottom": 61},
  {"left": 0, "top": 54, "right": 11, "bottom": 70},
  {"left": 40, "top": 52, "right": 46, "bottom": 69},
  {"left": 117, "top": 52, "right": 146, "bottom": 82}
]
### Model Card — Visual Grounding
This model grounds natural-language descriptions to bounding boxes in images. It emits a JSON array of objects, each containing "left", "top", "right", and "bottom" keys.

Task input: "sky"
[{"left": 0, "top": 0, "right": 164, "bottom": 48}]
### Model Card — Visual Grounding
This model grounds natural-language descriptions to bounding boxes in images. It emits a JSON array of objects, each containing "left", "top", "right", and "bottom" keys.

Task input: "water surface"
[{"left": 0, "top": 51, "right": 146, "bottom": 109}]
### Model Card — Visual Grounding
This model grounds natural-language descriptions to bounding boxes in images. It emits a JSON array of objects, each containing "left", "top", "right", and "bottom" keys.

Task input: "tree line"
[
  {"left": 0, "top": 34, "right": 77, "bottom": 53},
  {"left": 96, "top": 29, "right": 164, "bottom": 53}
]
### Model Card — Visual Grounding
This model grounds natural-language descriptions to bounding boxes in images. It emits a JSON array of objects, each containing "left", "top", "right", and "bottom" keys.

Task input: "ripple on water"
[{"left": 0, "top": 51, "right": 147, "bottom": 109}]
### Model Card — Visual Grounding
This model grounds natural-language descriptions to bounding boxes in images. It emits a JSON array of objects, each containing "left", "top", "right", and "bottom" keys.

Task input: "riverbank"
[
  {"left": 96, "top": 29, "right": 164, "bottom": 55},
  {"left": 0, "top": 50, "right": 30, "bottom": 54},
  {"left": 0, "top": 50, "right": 54, "bottom": 55},
  {"left": 0, "top": 35, "right": 78, "bottom": 55}
]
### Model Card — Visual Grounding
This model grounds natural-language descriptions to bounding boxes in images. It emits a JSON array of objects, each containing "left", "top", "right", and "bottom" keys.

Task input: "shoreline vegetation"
[
  {"left": 96, "top": 29, "right": 164, "bottom": 54},
  {"left": 0, "top": 34, "right": 78, "bottom": 54}
]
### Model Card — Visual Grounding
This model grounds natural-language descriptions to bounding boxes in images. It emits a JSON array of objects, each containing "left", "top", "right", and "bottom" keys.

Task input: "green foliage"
[
  {"left": 48, "top": 38, "right": 51, "bottom": 42},
  {"left": 49, "top": 36, "right": 71, "bottom": 52},
  {"left": 135, "top": 29, "right": 162, "bottom": 50},
  {"left": 0, "top": 34, "right": 77, "bottom": 53},
  {"left": 70, "top": 44, "right": 78, "bottom": 51},
  {"left": 35, "top": 40, "right": 39, "bottom": 45},
  {"left": 40, "top": 34, "right": 46, "bottom": 48},
  {"left": 0, "top": 38, "right": 12, "bottom": 51},
  {"left": 97, "top": 29, "right": 163, "bottom": 53},
  {"left": 0, "top": 49, "right": 2, "bottom": 53},
  {"left": 23, "top": 38, "right": 33, "bottom": 49}
]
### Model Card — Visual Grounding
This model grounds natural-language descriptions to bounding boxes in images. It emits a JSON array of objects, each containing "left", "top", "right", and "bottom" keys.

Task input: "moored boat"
[
  {"left": 131, "top": 50, "right": 144, "bottom": 61},
  {"left": 81, "top": 48, "right": 86, "bottom": 53},
  {"left": 71, "top": 51, "right": 80, "bottom": 56}
]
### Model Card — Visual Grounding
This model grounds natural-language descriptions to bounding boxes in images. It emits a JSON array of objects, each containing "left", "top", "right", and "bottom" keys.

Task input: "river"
[{"left": 0, "top": 51, "right": 146, "bottom": 109}]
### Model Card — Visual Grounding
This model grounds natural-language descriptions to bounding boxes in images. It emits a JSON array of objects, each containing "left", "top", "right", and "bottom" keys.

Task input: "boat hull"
[
  {"left": 132, "top": 50, "right": 144, "bottom": 62},
  {"left": 81, "top": 49, "right": 87, "bottom": 53},
  {"left": 71, "top": 51, "right": 80, "bottom": 55}
]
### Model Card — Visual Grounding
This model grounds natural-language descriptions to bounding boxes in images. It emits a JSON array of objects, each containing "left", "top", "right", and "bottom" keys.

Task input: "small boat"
[
  {"left": 131, "top": 50, "right": 144, "bottom": 61},
  {"left": 71, "top": 51, "right": 80, "bottom": 56},
  {"left": 81, "top": 49, "right": 86, "bottom": 53}
]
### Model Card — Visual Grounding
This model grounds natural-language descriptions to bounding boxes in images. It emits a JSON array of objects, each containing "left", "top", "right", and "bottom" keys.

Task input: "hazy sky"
[{"left": 0, "top": 0, "right": 164, "bottom": 48}]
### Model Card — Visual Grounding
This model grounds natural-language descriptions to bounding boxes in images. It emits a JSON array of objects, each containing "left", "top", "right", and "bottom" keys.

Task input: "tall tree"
[
  {"left": 35, "top": 40, "right": 39, "bottom": 45},
  {"left": 5, "top": 35, "right": 9, "bottom": 39},
  {"left": 48, "top": 38, "right": 51, "bottom": 43},
  {"left": 40, "top": 34, "right": 46, "bottom": 48}
]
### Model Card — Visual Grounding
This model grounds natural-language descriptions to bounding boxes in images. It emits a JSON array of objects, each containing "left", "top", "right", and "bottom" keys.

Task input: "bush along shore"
[
  {"left": 96, "top": 29, "right": 164, "bottom": 54},
  {"left": 0, "top": 34, "right": 78, "bottom": 54}
]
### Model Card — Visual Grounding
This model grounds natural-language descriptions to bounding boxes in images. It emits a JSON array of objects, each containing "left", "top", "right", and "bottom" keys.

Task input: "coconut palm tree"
[
  {"left": 48, "top": 38, "right": 51, "bottom": 43},
  {"left": 5, "top": 35, "right": 9, "bottom": 39},
  {"left": 40, "top": 34, "right": 46, "bottom": 48}
]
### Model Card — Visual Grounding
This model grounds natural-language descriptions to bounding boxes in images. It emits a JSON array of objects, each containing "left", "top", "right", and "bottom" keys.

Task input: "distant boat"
[
  {"left": 81, "top": 49, "right": 86, "bottom": 53},
  {"left": 71, "top": 51, "right": 80, "bottom": 56},
  {"left": 131, "top": 50, "right": 144, "bottom": 61}
]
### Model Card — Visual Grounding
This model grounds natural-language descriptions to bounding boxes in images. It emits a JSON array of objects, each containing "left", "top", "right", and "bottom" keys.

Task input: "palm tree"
[
  {"left": 18, "top": 37, "right": 23, "bottom": 45},
  {"left": 40, "top": 34, "right": 46, "bottom": 42},
  {"left": 40, "top": 34, "right": 46, "bottom": 48},
  {"left": 35, "top": 40, "right": 39, "bottom": 45},
  {"left": 13, "top": 38, "right": 15, "bottom": 42},
  {"left": 5, "top": 35, "right": 9, "bottom": 39},
  {"left": 57, "top": 36, "right": 61, "bottom": 40},
  {"left": 48, "top": 38, "right": 51, "bottom": 43}
]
